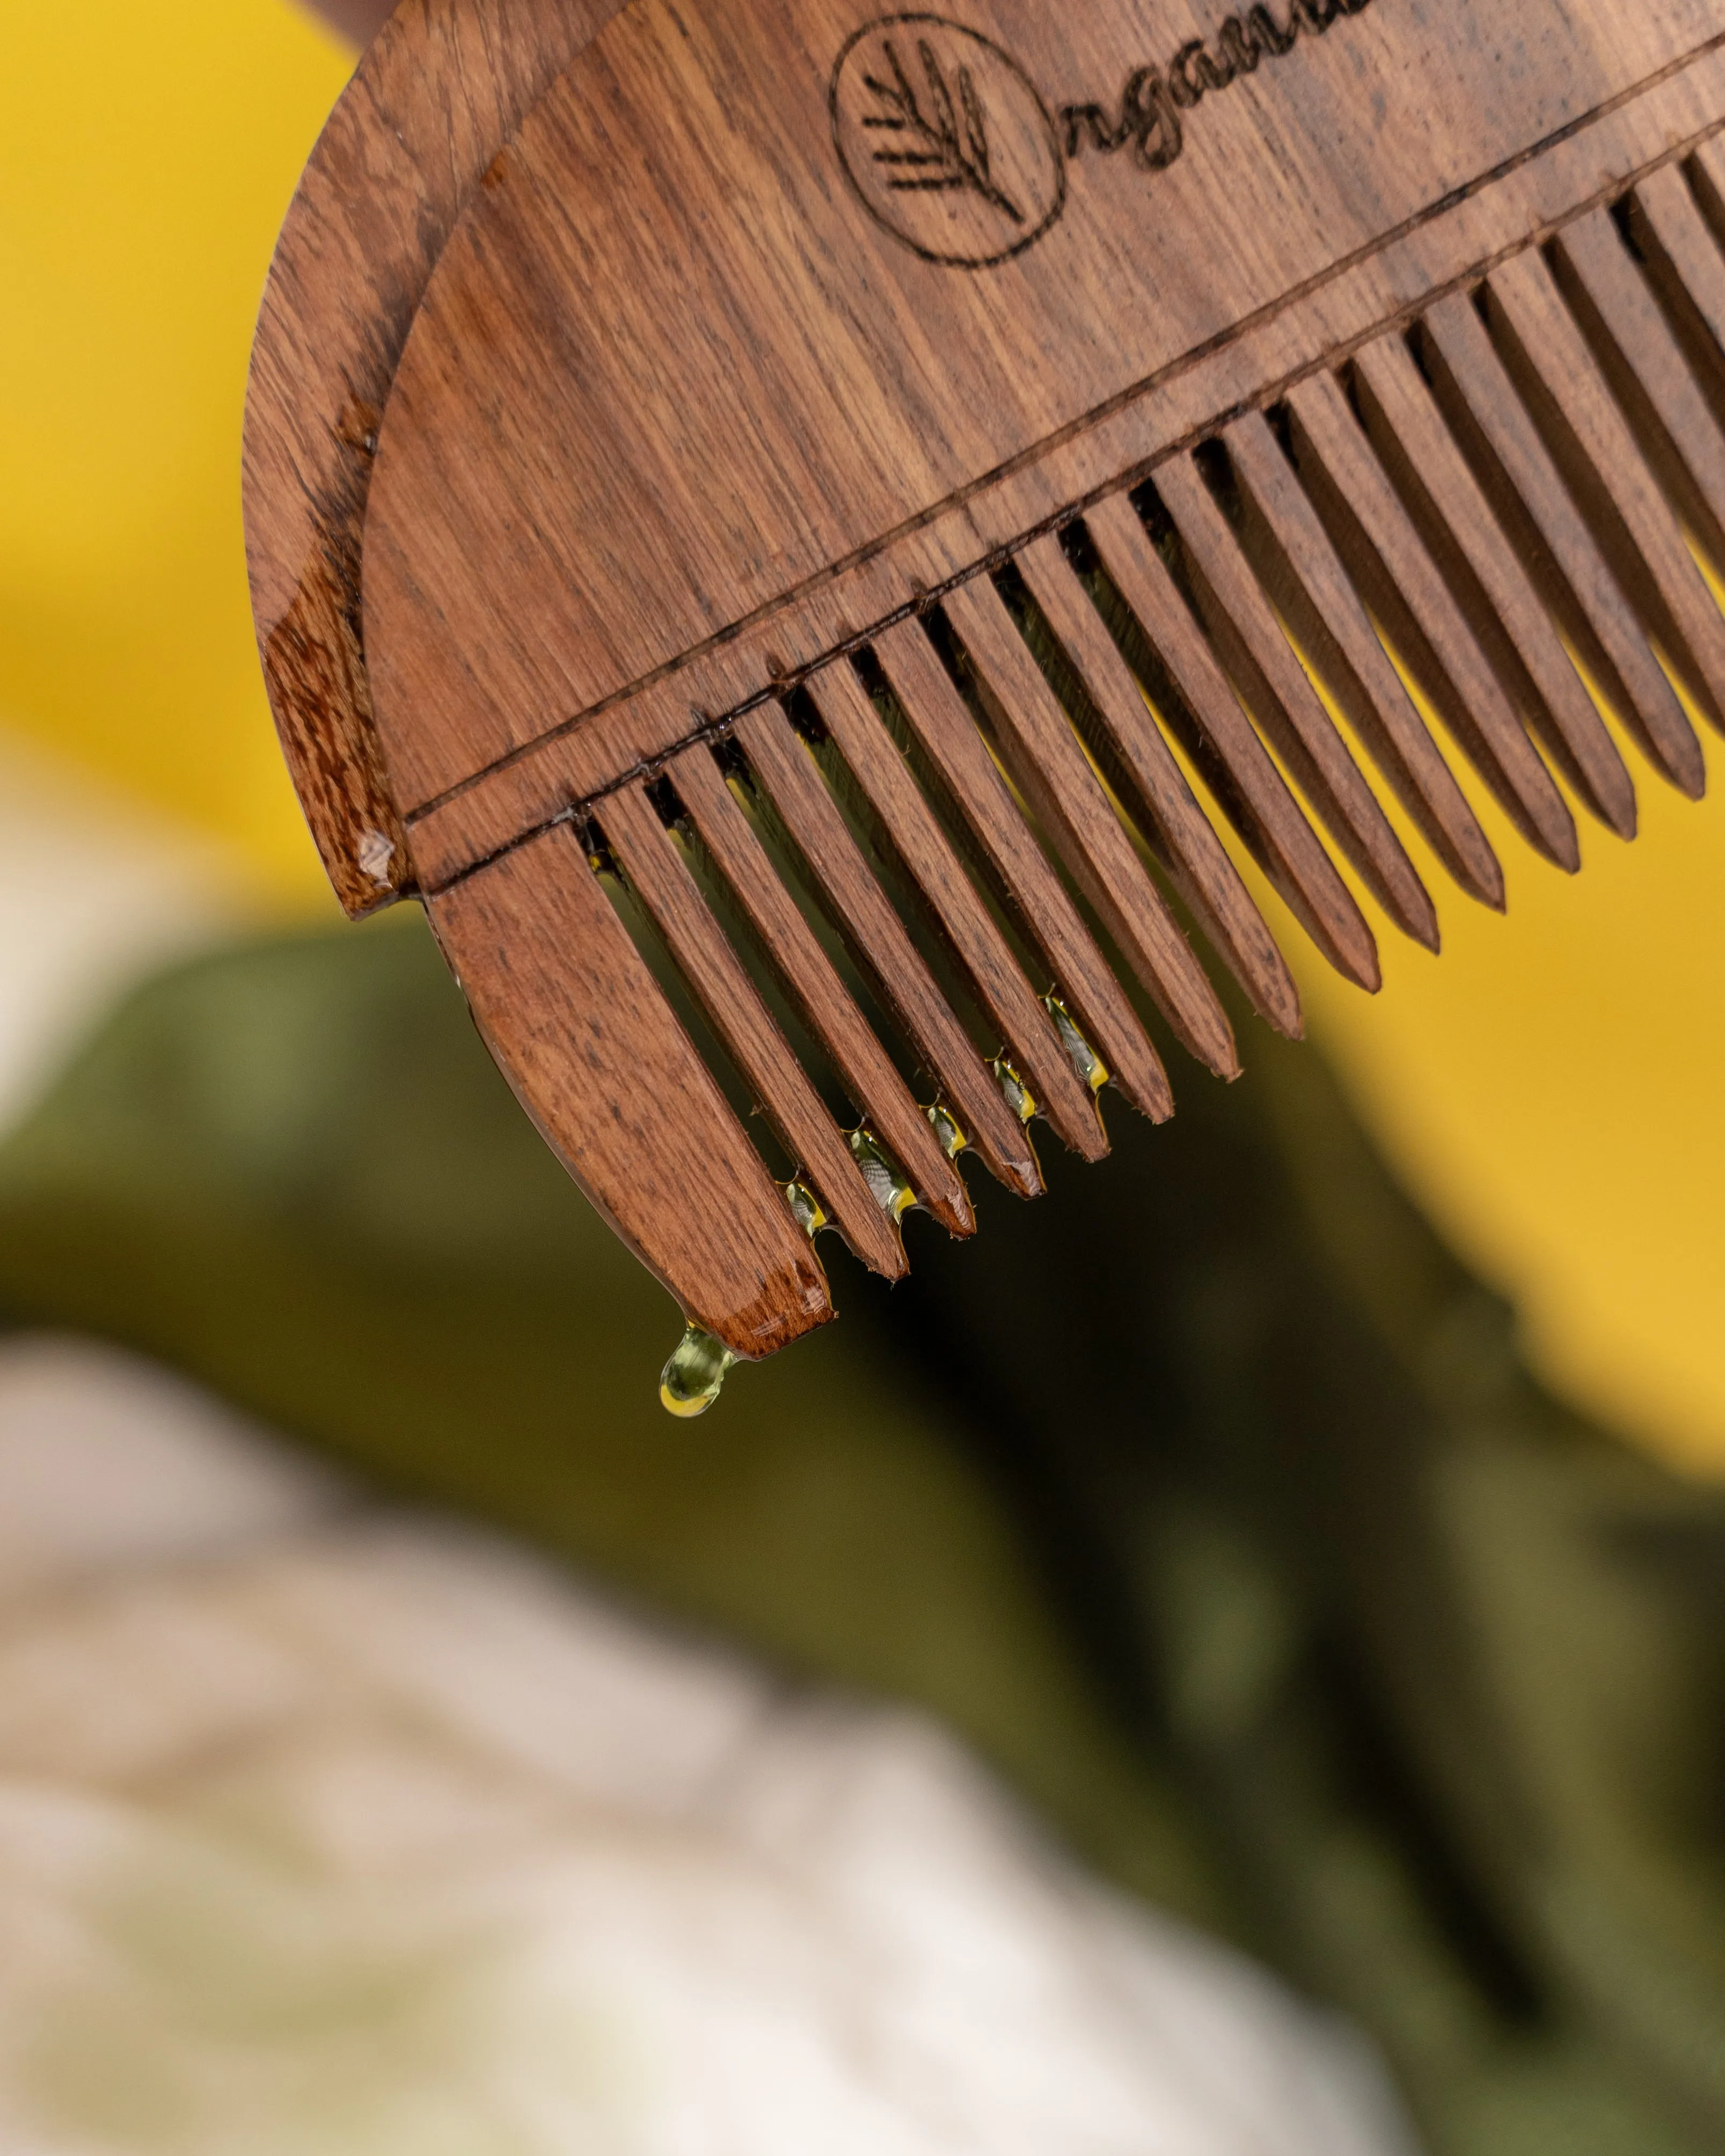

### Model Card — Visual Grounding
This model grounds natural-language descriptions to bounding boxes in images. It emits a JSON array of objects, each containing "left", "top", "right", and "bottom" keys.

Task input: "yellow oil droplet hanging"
[
  {"left": 659, "top": 1325, "right": 737, "bottom": 1417},
  {"left": 849, "top": 1127, "right": 917, "bottom": 1219},
  {"left": 926, "top": 1102, "right": 968, "bottom": 1160},
  {"left": 990, "top": 1057, "right": 1037, "bottom": 1124},
  {"left": 1043, "top": 995, "right": 1109, "bottom": 1094},
  {"left": 781, "top": 1179, "right": 827, "bottom": 1237}
]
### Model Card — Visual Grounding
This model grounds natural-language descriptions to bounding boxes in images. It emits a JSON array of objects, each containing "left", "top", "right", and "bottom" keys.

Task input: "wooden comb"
[{"left": 246, "top": 0, "right": 1723, "bottom": 1409}]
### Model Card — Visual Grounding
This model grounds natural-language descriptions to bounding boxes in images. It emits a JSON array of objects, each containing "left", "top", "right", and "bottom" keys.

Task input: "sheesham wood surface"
[
  {"left": 242, "top": 0, "right": 619, "bottom": 913},
  {"left": 245, "top": 0, "right": 1725, "bottom": 1361}
]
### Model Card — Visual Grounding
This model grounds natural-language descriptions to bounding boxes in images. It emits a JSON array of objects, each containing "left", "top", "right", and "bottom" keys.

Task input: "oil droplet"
[
  {"left": 849, "top": 1128, "right": 917, "bottom": 1219},
  {"left": 781, "top": 1179, "right": 827, "bottom": 1237},
  {"left": 990, "top": 1057, "right": 1037, "bottom": 1124},
  {"left": 1043, "top": 995, "right": 1109, "bottom": 1094},
  {"left": 660, "top": 1326, "right": 736, "bottom": 1418},
  {"left": 926, "top": 1102, "right": 968, "bottom": 1159}
]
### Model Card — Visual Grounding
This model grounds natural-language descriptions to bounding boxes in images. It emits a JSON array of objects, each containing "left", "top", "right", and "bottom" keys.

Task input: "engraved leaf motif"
[{"left": 859, "top": 38, "right": 1026, "bottom": 225}]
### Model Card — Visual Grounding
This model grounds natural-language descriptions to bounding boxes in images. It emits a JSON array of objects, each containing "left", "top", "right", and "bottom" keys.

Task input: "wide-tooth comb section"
[
  {"left": 1631, "top": 160, "right": 1725, "bottom": 423},
  {"left": 1419, "top": 289, "right": 1701, "bottom": 796},
  {"left": 1016, "top": 532, "right": 1303, "bottom": 1048},
  {"left": 870, "top": 617, "right": 1169, "bottom": 1124},
  {"left": 1220, "top": 410, "right": 1505, "bottom": 909},
  {"left": 732, "top": 700, "right": 1040, "bottom": 1196},
  {"left": 1149, "top": 455, "right": 1439, "bottom": 948},
  {"left": 1350, "top": 330, "right": 1638, "bottom": 838},
  {"left": 941, "top": 574, "right": 1227, "bottom": 1095},
  {"left": 598, "top": 780, "right": 908, "bottom": 1279},
  {"left": 428, "top": 824, "right": 832, "bottom": 1357},
  {"left": 805, "top": 657, "right": 1105, "bottom": 1161},
  {"left": 1485, "top": 248, "right": 1725, "bottom": 744},
  {"left": 1083, "top": 492, "right": 1383, "bottom": 990},
  {"left": 1283, "top": 370, "right": 1581, "bottom": 871},
  {"left": 664, "top": 742, "right": 975, "bottom": 1237},
  {"left": 1553, "top": 208, "right": 1725, "bottom": 579}
]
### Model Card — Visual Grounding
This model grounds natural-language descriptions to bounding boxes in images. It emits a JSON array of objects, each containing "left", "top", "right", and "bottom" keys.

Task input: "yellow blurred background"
[{"left": 2, "top": 0, "right": 1720, "bottom": 1468}]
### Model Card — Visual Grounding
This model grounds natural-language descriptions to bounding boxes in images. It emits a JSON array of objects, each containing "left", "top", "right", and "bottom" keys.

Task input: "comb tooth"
[
  {"left": 668, "top": 742, "right": 974, "bottom": 1237},
  {"left": 1283, "top": 370, "right": 1581, "bottom": 870},
  {"left": 1420, "top": 290, "right": 1701, "bottom": 795},
  {"left": 733, "top": 700, "right": 1040, "bottom": 1196},
  {"left": 1687, "top": 137, "right": 1725, "bottom": 256},
  {"left": 1220, "top": 411, "right": 1505, "bottom": 909},
  {"left": 871, "top": 616, "right": 1169, "bottom": 1125},
  {"left": 1485, "top": 248, "right": 1725, "bottom": 743},
  {"left": 1553, "top": 208, "right": 1725, "bottom": 574},
  {"left": 1151, "top": 456, "right": 1439, "bottom": 947},
  {"left": 427, "top": 825, "right": 832, "bottom": 1357},
  {"left": 1350, "top": 330, "right": 1638, "bottom": 838},
  {"left": 600, "top": 780, "right": 907, "bottom": 1280},
  {"left": 1085, "top": 491, "right": 1383, "bottom": 990},
  {"left": 1629, "top": 162, "right": 1725, "bottom": 428},
  {"left": 805, "top": 657, "right": 1104, "bottom": 1162},
  {"left": 942, "top": 575, "right": 1229, "bottom": 1094},
  {"left": 1017, "top": 532, "right": 1303, "bottom": 1048}
]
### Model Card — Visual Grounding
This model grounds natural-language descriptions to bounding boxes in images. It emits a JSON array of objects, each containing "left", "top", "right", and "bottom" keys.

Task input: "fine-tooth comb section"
[
  {"left": 1416, "top": 289, "right": 1704, "bottom": 796},
  {"left": 1143, "top": 456, "right": 1438, "bottom": 952},
  {"left": 1631, "top": 160, "right": 1725, "bottom": 426},
  {"left": 730, "top": 700, "right": 1040, "bottom": 1198},
  {"left": 251, "top": 0, "right": 1725, "bottom": 1384},
  {"left": 939, "top": 575, "right": 1216, "bottom": 1103},
  {"left": 664, "top": 741, "right": 975, "bottom": 1238},
  {"left": 1081, "top": 489, "right": 1383, "bottom": 995},
  {"left": 594, "top": 778, "right": 907, "bottom": 1280},
  {"left": 1013, "top": 535, "right": 1301, "bottom": 1051},
  {"left": 1555, "top": 209, "right": 1725, "bottom": 591},
  {"left": 1484, "top": 249, "right": 1725, "bottom": 747},
  {"left": 803, "top": 656, "right": 1107, "bottom": 1164},
  {"left": 1281, "top": 371, "right": 1583, "bottom": 872},
  {"left": 869, "top": 617, "right": 1170, "bottom": 1128},
  {"left": 1218, "top": 410, "right": 1507, "bottom": 910},
  {"left": 1349, "top": 330, "right": 1639, "bottom": 840}
]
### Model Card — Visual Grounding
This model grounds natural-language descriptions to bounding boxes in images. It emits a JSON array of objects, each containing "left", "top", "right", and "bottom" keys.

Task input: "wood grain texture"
[
  {"left": 1017, "top": 532, "right": 1300, "bottom": 1051},
  {"left": 941, "top": 576, "right": 1218, "bottom": 1102},
  {"left": 1284, "top": 371, "right": 1581, "bottom": 871},
  {"left": 427, "top": 824, "right": 833, "bottom": 1355},
  {"left": 1486, "top": 247, "right": 1725, "bottom": 741},
  {"left": 598, "top": 780, "right": 907, "bottom": 1278},
  {"left": 1419, "top": 290, "right": 1703, "bottom": 796},
  {"left": 805, "top": 657, "right": 1105, "bottom": 1160},
  {"left": 1150, "top": 455, "right": 1437, "bottom": 947},
  {"left": 1350, "top": 331, "right": 1638, "bottom": 839},
  {"left": 244, "top": 0, "right": 1725, "bottom": 1362},
  {"left": 1220, "top": 409, "right": 1506, "bottom": 909},
  {"left": 733, "top": 702, "right": 1041, "bottom": 1197},
  {"left": 871, "top": 618, "right": 1168, "bottom": 1128},
  {"left": 243, "top": 0, "right": 620, "bottom": 913},
  {"left": 666, "top": 743, "right": 976, "bottom": 1235}
]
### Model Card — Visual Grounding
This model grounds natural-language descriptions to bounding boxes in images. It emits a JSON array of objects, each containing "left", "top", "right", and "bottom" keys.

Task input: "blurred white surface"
[{"left": 0, "top": 1335, "right": 1417, "bottom": 2155}]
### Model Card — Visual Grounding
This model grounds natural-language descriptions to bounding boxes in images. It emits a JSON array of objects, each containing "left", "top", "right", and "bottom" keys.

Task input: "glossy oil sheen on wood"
[{"left": 245, "top": 0, "right": 1722, "bottom": 1364}]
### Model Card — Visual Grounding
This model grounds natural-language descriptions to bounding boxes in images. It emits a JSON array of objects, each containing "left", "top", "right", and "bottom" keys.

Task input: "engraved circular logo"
[{"left": 830, "top": 15, "right": 1066, "bottom": 268}]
